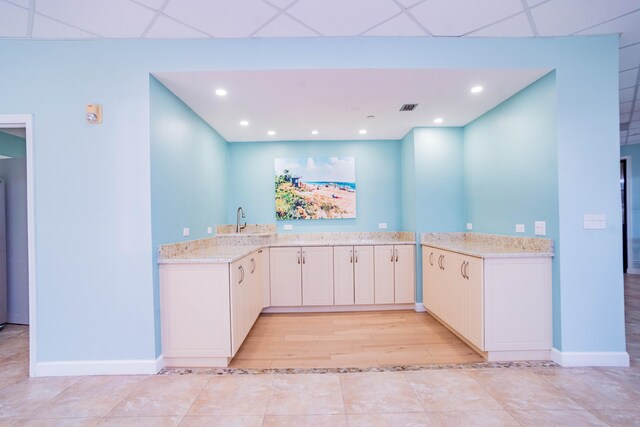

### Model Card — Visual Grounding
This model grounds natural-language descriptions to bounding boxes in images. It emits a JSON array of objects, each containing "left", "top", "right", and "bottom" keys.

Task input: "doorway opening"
[
  {"left": 0, "top": 115, "right": 36, "bottom": 379},
  {"left": 621, "top": 157, "right": 632, "bottom": 273}
]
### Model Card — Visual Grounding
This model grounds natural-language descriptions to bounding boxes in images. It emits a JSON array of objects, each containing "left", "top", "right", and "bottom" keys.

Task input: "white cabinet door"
[
  {"left": 334, "top": 246, "right": 354, "bottom": 305},
  {"left": 354, "top": 246, "right": 374, "bottom": 304},
  {"left": 394, "top": 245, "right": 415, "bottom": 303},
  {"left": 160, "top": 264, "right": 231, "bottom": 358},
  {"left": 257, "top": 248, "right": 270, "bottom": 309},
  {"left": 302, "top": 246, "right": 334, "bottom": 306},
  {"left": 230, "top": 257, "right": 248, "bottom": 355},
  {"left": 270, "top": 247, "right": 302, "bottom": 306},
  {"left": 247, "top": 252, "right": 262, "bottom": 327},
  {"left": 374, "top": 245, "right": 395, "bottom": 304},
  {"left": 461, "top": 255, "right": 483, "bottom": 349},
  {"left": 423, "top": 247, "right": 439, "bottom": 313}
]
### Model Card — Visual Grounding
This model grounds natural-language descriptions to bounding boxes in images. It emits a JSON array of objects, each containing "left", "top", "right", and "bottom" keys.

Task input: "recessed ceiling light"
[
  {"left": 215, "top": 88, "right": 227, "bottom": 97},
  {"left": 311, "top": 130, "right": 319, "bottom": 135},
  {"left": 267, "top": 130, "right": 276, "bottom": 136},
  {"left": 433, "top": 118, "right": 444, "bottom": 124},
  {"left": 470, "top": 86, "right": 484, "bottom": 94},
  {"left": 359, "top": 129, "right": 367, "bottom": 135},
  {"left": 239, "top": 120, "right": 249, "bottom": 126}
]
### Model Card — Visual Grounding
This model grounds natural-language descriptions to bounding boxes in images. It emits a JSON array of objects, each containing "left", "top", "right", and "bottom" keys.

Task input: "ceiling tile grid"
[{"left": 0, "top": 0, "right": 639, "bottom": 144}]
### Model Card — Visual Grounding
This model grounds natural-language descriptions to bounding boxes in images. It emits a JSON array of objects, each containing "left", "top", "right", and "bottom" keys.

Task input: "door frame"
[
  {"left": 621, "top": 156, "right": 635, "bottom": 274},
  {"left": 0, "top": 114, "right": 37, "bottom": 377}
]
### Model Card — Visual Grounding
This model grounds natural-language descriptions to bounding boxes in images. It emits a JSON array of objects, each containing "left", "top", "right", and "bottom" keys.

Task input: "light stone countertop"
[
  {"left": 421, "top": 232, "right": 553, "bottom": 258},
  {"left": 158, "top": 231, "right": 416, "bottom": 264}
]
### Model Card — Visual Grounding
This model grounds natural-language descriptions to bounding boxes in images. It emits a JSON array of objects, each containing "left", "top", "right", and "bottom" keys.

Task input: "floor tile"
[
  {"left": 0, "top": 377, "right": 81, "bottom": 420},
  {"left": 508, "top": 409, "right": 608, "bottom": 426},
  {"left": 180, "top": 415, "right": 264, "bottom": 427},
  {"left": 187, "top": 374, "right": 274, "bottom": 416},
  {"left": 95, "top": 416, "right": 181, "bottom": 426},
  {"left": 468, "top": 369, "right": 582, "bottom": 410},
  {"left": 423, "top": 410, "right": 519, "bottom": 426},
  {"left": 12, "top": 419, "right": 100, "bottom": 427},
  {"left": 340, "top": 372, "right": 423, "bottom": 414},
  {"left": 28, "top": 375, "right": 145, "bottom": 419},
  {"left": 536, "top": 367, "right": 640, "bottom": 410},
  {"left": 405, "top": 370, "right": 502, "bottom": 411},
  {"left": 263, "top": 414, "right": 347, "bottom": 427},
  {"left": 266, "top": 374, "right": 344, "bottom": 415},
  {"left": 106, "top": 375, "right": 208, "bottom": 417},
  {"left": 591, "top": 409, "right": 640, "bottom": 426},
  {"left": 346, "top": 412, "right": 432, "bottom": 427},
  {"left": 596, "top": 366, "right": 640, "bottom": 393}
]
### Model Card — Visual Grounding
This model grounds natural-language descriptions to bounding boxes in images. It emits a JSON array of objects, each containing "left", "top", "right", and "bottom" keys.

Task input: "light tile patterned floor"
[{"left": 0, "top": 275, "right": 638, "bottom": 426}]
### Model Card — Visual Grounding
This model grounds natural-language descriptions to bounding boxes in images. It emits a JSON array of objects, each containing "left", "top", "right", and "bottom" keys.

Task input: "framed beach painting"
[{"left": 274, "top": 156, "right": 356, "bottom": 220}]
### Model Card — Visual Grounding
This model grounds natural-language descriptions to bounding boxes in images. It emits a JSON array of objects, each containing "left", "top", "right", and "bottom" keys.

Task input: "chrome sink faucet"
[{"left": 236, "top": 206, "right": 247, "bottom": 233}]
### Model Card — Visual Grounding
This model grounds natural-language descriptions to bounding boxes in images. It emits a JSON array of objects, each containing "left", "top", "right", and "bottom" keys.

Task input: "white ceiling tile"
[
  {"left": 131, "top": 0, "right": 166, "bottom": 10},
  {"left": 621, "top": 87, "right": 636, "bottom": 102},
  {"left": 145, "top": 15, "right": 208, "bottom": 38},
  {"left": 620, "top": 68, "right": 638, "bottom": 89},
  {"left": 526, "top": 0, "right": 547, "bottom": 6},
  {"left": 0, "top": 1, "right": 27, "bottom": 37},
  {"left": 577, "top": 10, "right": 640, "bottom": 47},
  {"left": 36, "top": 0, "right": 155, "bottom": 37},
  {"left": 253, "top": 13, "right": 319, "bottom": 37},
  {"left": 395, "top": 0, "right": 425, "bottom": 7},
  {"left": 621, "top": 101, "right": 634, "bottom": 114},
  {"left": 409, "top": 0, "right": 523, "bottom": 36},
  {"left": 3, "top": 0, "right": 30, "bottom": 8},
  {"left": 531, "top": 0, "right": 640, "bottom": 36},
  {"left": 464, "top": 12, "right": 534, "bottom": 37},
  {"left": 287, "top": 0, "right": 401, "bottom": 36},
  {"left": 620, "top": 43, "right": 640, "bottom": 71},
  {"left": 32, "top": 13, "right": 97, "bottom": 38},
  {"left": 363, "top": 12, "right": 427, "bottom": 37},
  {"left": 164, "top": 0, "right": 278, "bottom": 37},
  {"left": 263, "top": 0, "right": 298, "bottom": 9}
]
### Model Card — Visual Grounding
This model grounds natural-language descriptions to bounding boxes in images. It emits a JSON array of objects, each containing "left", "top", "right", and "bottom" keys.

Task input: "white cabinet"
[
  {"left": 333, "top": 246, "right": 375, "bottom": 305},
  {"left": 422, "top": 245, "right": 551, "bottom": 361},
  {"left": 374, "top": 245, "right": 415, "bottom": 304},
  {"left": 230, "top": 251, "right": 264, "bottom": 354},
  {"left": 270, "top": 246, "right": 334, "bottom": 307}
]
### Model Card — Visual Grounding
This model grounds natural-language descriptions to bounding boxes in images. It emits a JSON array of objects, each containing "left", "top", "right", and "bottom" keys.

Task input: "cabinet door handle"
[
  {"left": 251, "top": 258, "right": 256, "bottom": 274},
  {"left": 238, "top": 265, "right": 244, "bottom": 284},
  {"left": 395, "top": 249, "right": 398, "bottom": 262},
  {"left": 441, "top": 255, "right": 445, "bottom": 270},
  {"left": 464, "top": 261, "right": 469, "bottom": 280},
  {"left": 460, "top": 261, "right": 465, "bottom": 278},
  {"left": 297, "top": 251, "right": 301, "bottom": 264},
  {"left": 350, "top": 249, "right": 353, "bottom": 263},
  {"left": 355, "top": 250, "right": 358, "bottom": 263},
  {"left": 302, "top": 251, "right": 306, "bottom": 264},
  {"left": 258, "top": 249, "right": 263, "bottom": 254},
  {"left": 429, "top": 252, "right": 433, "bottom": 266}
]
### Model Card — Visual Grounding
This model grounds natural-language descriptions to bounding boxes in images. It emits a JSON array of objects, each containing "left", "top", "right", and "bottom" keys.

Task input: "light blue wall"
[
  {"left": 400, "top": 130, "right": 416, "bottom": 231},
  {"left": 621, "top": 144, "right": 640, "bottom": 271},
  {"left": 0, "top": 35, "right": 622, "bottom": 365},
  {"left": 0, "top": 131, "right": 26, "bottom": 158},
  {"left": 464, "top": 72, "right": 562, "bottom": 347},
  {"left": 227, "top": 140, "right": 401, "bottom": 233},
  {"left": 150, "top": 76, "right": 229, "bottom": 355}
]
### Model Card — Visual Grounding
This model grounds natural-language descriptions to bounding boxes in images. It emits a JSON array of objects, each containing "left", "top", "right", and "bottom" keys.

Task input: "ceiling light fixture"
[
  {"left": 311, "top": 130, "right": 319, "bottom": 135},
  {"left": 433, "top": 118, "right": 444, "bottom": 124},
  {"left": 267, "top": 130, "right": 276, "bottom": 136},
  {"left": 215, "top": 88, "right": 227, "bottom": 97},
  {"left": 470, "top": 86, "right": 484, "bottom": 94},
  {"left": 359, "top": 129, "right": 367, "bottom": 135},
  {"left": 239, "top": 120, "right": 249, "bottom": 126}
]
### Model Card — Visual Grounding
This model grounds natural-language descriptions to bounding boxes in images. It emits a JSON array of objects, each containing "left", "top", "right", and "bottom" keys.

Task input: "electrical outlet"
[
  {"left": 283, "top": 224, "right": 293, "bottom": 230},
  {"left": 584, "top": 214, "right": 606, "bottom": 230},
  {"left": 534, "top": 221, "right": 546, "bottom": 236},
  {"left": 515, "top": 224, "right": 525, "bottom": 233},
  {"left": 466, "top": 223, "right": 473, "bottom": 230},
  {"left": 378, "top": 223, "right": 387, "bottom": 229},
  {"left": 182, "top": 227, "right": 190, "bottom": 237},
  {"left": 207, "top": 227, "right": 213, "bottom": 234}
]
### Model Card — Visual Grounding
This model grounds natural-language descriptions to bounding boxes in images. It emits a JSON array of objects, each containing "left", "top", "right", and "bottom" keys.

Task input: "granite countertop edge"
[{"left": 420, "top": 241, "right": 554, "bottom": 259}]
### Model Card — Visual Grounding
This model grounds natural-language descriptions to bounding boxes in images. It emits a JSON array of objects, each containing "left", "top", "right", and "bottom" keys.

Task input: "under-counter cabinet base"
[{"left": 422, "top": 245, "right": 552, "bottom": 362}]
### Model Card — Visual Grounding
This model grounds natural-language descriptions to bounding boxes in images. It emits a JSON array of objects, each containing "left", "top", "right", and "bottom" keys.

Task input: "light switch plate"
[
  {"left": 534, "top": 221, "right": 546, "bottom": 236},
  {"left": 466, "top": 223, "right": 473, "bottom": 230},
  {"left": 283, "top": 224, "right": 293, "bottom": 230},
  {"left": 378, "top": 223, "right": 387, "bottom": 229},
  {"left": 584, "top": 214, "right": 606, "bottom": 229},
  {"left": 182, "top": 227, "right": 190, "bottom": 237},
  {"left": 207, "top": 227, "right": 212, "bottom": 234},
  {"left": 516, "top": 224, "right": 525, "bottom": 233}
]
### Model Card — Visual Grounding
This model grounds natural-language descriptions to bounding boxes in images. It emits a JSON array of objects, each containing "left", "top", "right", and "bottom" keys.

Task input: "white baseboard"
[
  {"left": 414, "top": 302, "right": 427, "bottom": 312},
  {"left": 626, "top": 268, "right": 640, "bottom": 275},
  {"left": 262, "top": 304, "right": 415, "bottom": 313},
  {"left": 551, "top": 348, "right": 630, "bottom": 367},
  {"left": 155, "top": 354, "right": 165, "bottom": 372},
  {"left": 35, "top": 356, "right": 162, "bottom": 377}
]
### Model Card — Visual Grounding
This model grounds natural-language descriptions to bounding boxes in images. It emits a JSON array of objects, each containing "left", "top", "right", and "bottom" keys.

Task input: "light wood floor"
[{"left": 229, "top": 310, "right": 484, "bottom": 369}]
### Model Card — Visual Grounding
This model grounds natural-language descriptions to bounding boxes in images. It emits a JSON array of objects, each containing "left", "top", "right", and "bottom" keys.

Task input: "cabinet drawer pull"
[
  {"left": 251, "top": 258, "right": 256, "bottom": 274},
  {"left": 395, "top": 249, "right": 398, "bottom": 262},
  {"left": 297, "top": 251, "right": 301, "bottom": 264},
  {"left": 238, "top": 265, "right": 244, "bottom": 284}
]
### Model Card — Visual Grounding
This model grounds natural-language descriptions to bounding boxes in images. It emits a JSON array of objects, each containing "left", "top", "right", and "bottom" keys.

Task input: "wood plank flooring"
[{"left": 229, "top": 310, "right": 484, "bottom": 369}]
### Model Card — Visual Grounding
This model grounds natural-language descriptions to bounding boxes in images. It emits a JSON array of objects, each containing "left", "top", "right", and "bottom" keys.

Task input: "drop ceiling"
[
  {"left": 1, "top": 0, "right": 639, "bottom": 144},
  {"left": 154, "top": 68, "right": 550, "bottom": 142}
]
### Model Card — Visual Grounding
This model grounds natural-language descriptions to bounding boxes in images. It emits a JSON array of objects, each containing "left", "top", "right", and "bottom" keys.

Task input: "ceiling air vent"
[{"left": 399, "top": 103, "right": 418, "bottom": 112}]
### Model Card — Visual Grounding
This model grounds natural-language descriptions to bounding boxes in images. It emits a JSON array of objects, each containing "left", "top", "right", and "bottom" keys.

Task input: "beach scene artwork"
[{"left": 275, "top": 156, "right": 356, "bottom": 220}]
